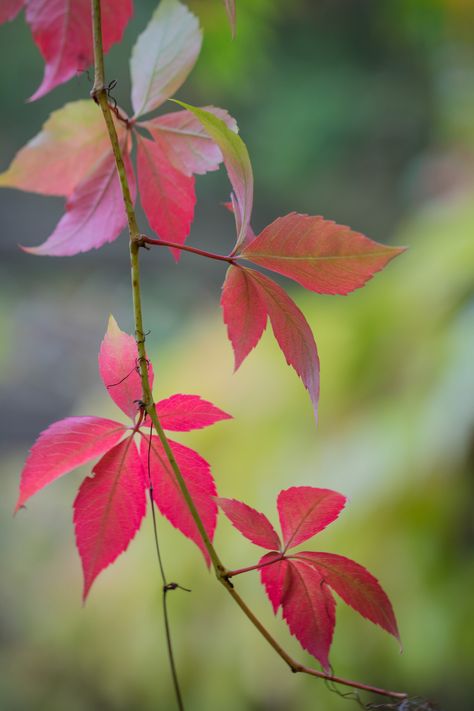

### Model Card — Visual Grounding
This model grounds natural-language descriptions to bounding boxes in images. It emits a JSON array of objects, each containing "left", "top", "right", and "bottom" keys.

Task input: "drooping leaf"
[
  {"left": 223, "top": 0, "right": 236, "bottom": 37},
  {"left": 74, "top": 437, "right": 147, "bottom": 600},
  {"left": 259, "top": 552, "right": 288, "bottom": 614},
  {"left": 294, "top": 552, "right": 400, "bottom": 641},
  {"left": 140, "top": 106, "right": 237, "bottom": 177},
  {"left": 0, "top": 0, "right": 23, "bottom": 24},
  {"left": 173, "top": 102, "right": 253, "bottom": 252},
  {"left": 155, "top": 394, "right": 231, "bottom": 431},
  {"left": 241, "top": 212, "right": 406, "bottom": 295},
  {"left": 22, "top": 146, "right": 135, "bottom": 256},
  {"left": 27, "top": 0, "right": 133, "bottom": 101},
  {"left": 221, "top": 265, "right": 267, "bottom": 371},
  {"left": 216, "top": 498, "right": 281, "bottom": 550},
  {"left": 99, "top": 315, "right": 154, "bottom": 421},
  {"left": 0, "top": 101, "right": 111, "bottom": 196},
  {"left": 130, "top": 0, "right": 201, "bottom": 118},
  {"left": 248, "top": 269, "right": 320, "bottom": 418},
  {"left": 143, "top": 435, "right": 217, "bottom": 565},
  {"left": 15, "top": 416, "right": 126, "bottom": 511},
  {"left": 136, "top": 133, "right": 196, "bottom": 259},
  {"left": 277, "top": 486, "right": 346, "bottom": 552},
  {"left": 281, "top": 558, "right": 336, "bottom": 672}
]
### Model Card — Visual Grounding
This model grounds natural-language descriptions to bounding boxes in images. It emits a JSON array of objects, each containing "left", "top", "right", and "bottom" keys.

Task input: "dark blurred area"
[{"left": 1, "top": 1, "right": 473, "bottom": 709}]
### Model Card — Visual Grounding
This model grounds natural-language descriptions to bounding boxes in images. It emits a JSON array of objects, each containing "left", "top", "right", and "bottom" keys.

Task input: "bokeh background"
[{"left": 1, "top": 0, "right": 474, "bottom": 709}]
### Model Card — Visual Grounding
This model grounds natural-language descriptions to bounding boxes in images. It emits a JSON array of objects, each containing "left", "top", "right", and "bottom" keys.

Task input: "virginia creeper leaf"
[
  {"left": 216, "top": 498, "right": 281, "bottom": 550},
  {"left": 0, "top": 0, "right": 23, "bottom": 23},
  {"left": 259, "top": 552, "right": 288, "bottom": 614},
  {"left": 27, "top": 0, "right": 133, "bottom": 101},
  {"left": 281, "top": 559, "right": 336, "bottom": 672},
  {"left": 0, "top": 100, "right": 111, "bottom": 197},
  {"left": 130, "top": 0, "right": 201, "bottom": 118},
  {"left": 141, "top": 106, "right": 237, "bottom": 177},
  {"left": 99, "top": 315, "right": 154, "bottom": 421},
  {"left": 22, "top": 147, "right": 136, "bottom": 256},
  {"left": 241, "top": 212, "right": 405, "bottom": 295},
  {"left": 221, "top": 266, "right": 267, "bottom": 371},
  {"left": 143, "top": 436, "right": 217, "bottom": 565},
  {"left": 74, "top": 437, "right": 147, "bottom": 600},
  {"left": 136, "top": 133, "right": 196, "bottom": 259},
  {"left": 16, "top": 416, "right": 126, "bottom": 511},
  {"left": 173, "top": 101, "right": 253, "bottom": 252},
  {"left": 155, "top": 394, "right": 231, "bottom": 431},
  {"left": 277, "top": 487, "right": 346, "bottom": 551},
  {"left": 294, "top": 552, "right": 400, "bottom": 642}
]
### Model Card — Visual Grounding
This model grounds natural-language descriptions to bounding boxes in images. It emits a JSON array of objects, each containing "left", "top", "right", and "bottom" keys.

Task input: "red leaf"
[
  {"left": 282, "top": 559, "right": 336, "bottom": 672},
  {"left": 294, "top": 552, "right": 400, "bottom": 642},
  {"left": 137, "top": 134, "right": 196, "bottom": 260},
  {"left": 74, "top": 437, "right": 147, "bottom": 600},
  {"left": 221, "top": 266, "right": 267, "bottom": 371},
  {"left": 99, "top": 315, "right": 154, "bottom": 422},
  {"left": 130, "top": 0, "right": 201, "bottom": 118},
  {"left": 141, "top": 107, "right": 237, "bottom": 177},
  {"left": 155, "top": 394, "right": 231, "bottom": 431},
  {"left": 0, "top": 0, "right": 23, "bottom": 23},
  {"left": 259, "top": 552, "right": 288, "bottom": 613},
  {"left": 241, "top": 213, "right": 405, "bottom": 295},
  {"left": 277, "top": 486, "right": 346, "bottom": 551},
  {"left": 27, "top": 0, "right": 133, "bottom": 101},
  {"left": 22, "top": 147, "right": 136, "bottom": 256},
  {"left": 16, "top": 416, "right": 126, "bottom": 511},
  {"left": 142, "top": 435, "right": 217, "bottom": 565},
  {"left": 223, "top": 0, "right": 236, "bottom": 37},
  {"left": 0, "top": 101, "right": 112, "bottom": 197},
  {"left": 216, "top": 498, "right": 281, "bottom": 550}
]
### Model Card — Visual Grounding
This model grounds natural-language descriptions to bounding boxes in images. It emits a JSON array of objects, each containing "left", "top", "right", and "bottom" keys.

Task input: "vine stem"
[
  {"left": 139, "top": 235, "right": 236, "bottom": 264},
  {"left": 90, "top": 0, "right": 407, "bottom": 703}
]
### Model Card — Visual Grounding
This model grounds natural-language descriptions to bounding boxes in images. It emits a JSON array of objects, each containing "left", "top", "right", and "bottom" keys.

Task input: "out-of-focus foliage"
[{"left": 1, "top": 0, "right": 473, "bottom": 709}]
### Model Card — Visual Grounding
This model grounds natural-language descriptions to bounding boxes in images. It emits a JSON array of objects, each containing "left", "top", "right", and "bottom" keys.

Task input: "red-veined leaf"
[
  {"left": 173, "top": 102, "right": 253, "bottom": 252},
  {"left": 221, "top": 265, "right": 267, "bottom": 371},
  {"left": 0, "top": 0, "right": 23, "bottom": 23},
  {"left": 259, "top": 552, "right": 288, "bottom": 614},
  {"left": 21, "top": 146, "right": 135, "bottom": 256},
  {"left": 27, "top": 0, "right": 133, "bottom": 101},
  {"left": 73, "top": 437, "right": 147, "bottom": 600},
  {"left": 99, "top": 315, "right": 154, "bottom": 422},
  {"left": 282, "top": 558, "right": 336, "bottom": 672},
  {"left": 154, "top": 394, "right": 231, "bottom": 431},
  {"left": 15, "top": 416, "right": 126, "bottom": 511},
  {"left": 136, "top": 133, "right": 196, "bottom": 260},
  {"left": 277, "top": 486, "right": 346, "bottom": 552},
  {"left": 140, "top": 106, "right": 237, "bottom": 177},
  {"left": 142, "top": 435, "right": 217, "bottom": 565},
  {"left": 130, "top": 0, "right": 201, "bottom": 118},
  {"left": 241, "top": 212, "right": 405, "bottom": 295},
  {"left": 294, "top": 552, "right": 400, "bottom": 642},
  {"left": 223, "top": 0, "right": 236, "bottom": 37},
  {"left": 0, "top": 100, "right": 111, "bottom": 196},
  {"left": 216, "top": 498, "right": 281, "bottom": 550}
]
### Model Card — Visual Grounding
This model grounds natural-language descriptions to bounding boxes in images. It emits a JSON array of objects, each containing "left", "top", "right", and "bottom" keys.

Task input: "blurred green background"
[{"left": 1, "top": 0, "right": 473, "bottom": 709}]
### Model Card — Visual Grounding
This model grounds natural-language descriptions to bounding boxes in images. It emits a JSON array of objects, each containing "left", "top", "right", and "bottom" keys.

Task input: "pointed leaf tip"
[{"left": 217, "top": 497, "right": 281, "bottom": 550}]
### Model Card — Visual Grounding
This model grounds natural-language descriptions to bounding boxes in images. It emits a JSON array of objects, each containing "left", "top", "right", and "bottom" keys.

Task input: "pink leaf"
[
  {"left": 27, "top": 0, "right": 133, "bottom": 101},
  {"left": 224, "top": 198, "right": 256, "bottom": 248},
  {"left": 137, "top": 134, "right": 196, "bottom": 260},
  {"left": 155, "top": 394, "right": 232, "bottom": 431},
  {"left": 130, "top": 0, "right": 201, "bottom": 118},
  {"left": 277, "top": 486, "right": 346, "bottom": 551},
  {"left": 248, "top": 269, "right": 320, "bottom": 418},
  {"left": 22, "top": 147, "right": 136, "bottom": 256},
  {"left": 0, "top": 100, "right": 112, "bottom": 197},
  {"left": 141, "top": 107, "right": 237, "bottom": 177},
  {"left": 223, "top": 0, "right": 236, "bottom": 37},
  {"left": 99, "top": 315, "right": 153, "bottom": 422},
  {"left": 241, "top": 213, "right": 405, "bottom": 295},
  {"left": 142, "top": 435, "right": 217, "bottom": 565},
  {"left": 216, "top": 498, "right": 281, "bottom": 550},
  {"left": 0, "top": 0, "right": 23, "bottom": 23},
  {"left": 281, "top": 558, "right": 336, "bottom": 672},
  {"left": 294, "top": 552, "right": 400, "bottom": 642},
  {"left": 74, "top": 437, "right": 147, "bottom": 600},
  {"left": 259, "top": 552, "right": 288, "bottom": 614},
  {"left": 16, "top": 416, "right": 125, "bottom": 511},
  {"left": 221, "top": 266, "right": 267, "bottom": 371}
]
